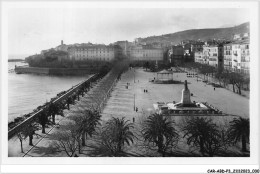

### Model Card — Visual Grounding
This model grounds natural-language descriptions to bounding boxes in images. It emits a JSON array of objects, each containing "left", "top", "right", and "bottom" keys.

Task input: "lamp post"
[
  {"left": 134, "top": 94, "right": 135, "bottom": 111},
  {"left": 134, "top": 68, "right": 135, "bottom": 83}
]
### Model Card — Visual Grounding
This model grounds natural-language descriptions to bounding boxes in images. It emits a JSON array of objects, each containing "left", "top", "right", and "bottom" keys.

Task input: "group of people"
[{"left": 143, "top": 89, "right": 148, "bottom": 93}]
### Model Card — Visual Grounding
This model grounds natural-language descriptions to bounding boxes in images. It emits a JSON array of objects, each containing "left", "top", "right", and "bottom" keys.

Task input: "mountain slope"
[{"left": 141, "top": 22, "right": 249, "bottom": 45}]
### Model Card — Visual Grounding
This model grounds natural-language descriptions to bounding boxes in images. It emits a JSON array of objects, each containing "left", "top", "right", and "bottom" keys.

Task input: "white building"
[
  {"left": 194, "top": 51, "right": 205, "bottom": 64},
  {"left": 129, "top": 45, "right": 163, "bottom": 61},
  {"left": 68, "top": 45, "right": 117, "bottom": 61}
]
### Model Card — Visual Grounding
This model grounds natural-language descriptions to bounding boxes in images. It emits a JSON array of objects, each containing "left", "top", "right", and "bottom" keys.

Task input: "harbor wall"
[
  {"left": 15, "top": 66, "right": 49, "bottom": 75},
  {"left": 15, "top": 66, "right": 99, "bottom": 76},
  {"left": 49, "top": 68, "right": 99, "bottom": 76}
]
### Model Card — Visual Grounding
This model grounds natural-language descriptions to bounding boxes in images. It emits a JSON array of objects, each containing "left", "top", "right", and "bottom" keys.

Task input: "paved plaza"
[{"left": 102, "top": 67, "right": 249, "bottom": 124}]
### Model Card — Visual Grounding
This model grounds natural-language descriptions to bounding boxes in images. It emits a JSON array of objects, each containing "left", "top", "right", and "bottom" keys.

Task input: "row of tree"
[
  {"left": 15, "top": 71, "right": 102, "bottom": 153},
  {"left": 142, "top": 114, "right": 249, "bottom": 157},
  {"left": 48, "top": 112, "right": 249, "bottom": 157},
  {"left": 14, "top": 60, "right": 127, "bottom": 154},
  {"left": 16, "top": 90, "right": 87, "bottom": 153},
  {"left": 183, "top": 62, "right": 250, "bottom": 95}
]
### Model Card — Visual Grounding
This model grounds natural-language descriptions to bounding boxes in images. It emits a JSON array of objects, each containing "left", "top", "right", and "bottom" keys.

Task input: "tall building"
[
  {"left": 231, "top": 39, "right": 250, "bottom": 74},
  {"left": 231, "top": 41, "right": 242, "bottom": 72},
  {"left": 240, "top": 39, "right": 250, "bottom": 74},
  {"left": 168, "top": 45, "right": 184, "bottom": 65},
  {"left": 223, "top": 43, "right": 233, "bottom": 71},
  {"left": 202, "top": 43, "right": 224, "bottom": 70}
]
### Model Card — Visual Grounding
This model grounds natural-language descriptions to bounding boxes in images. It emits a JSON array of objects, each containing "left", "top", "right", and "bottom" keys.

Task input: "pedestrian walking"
[
  {"left": 136, "top": 107, "right": 138, "bottom": 112},
  {"left": 144, "top": 89, "right": 145, "bottom": 93},
  {"left": 214, "top": 87, "right": 215, "bottom": 91},
  {"left": 133, "top": 117, "right": 135, "bottom": 123}
]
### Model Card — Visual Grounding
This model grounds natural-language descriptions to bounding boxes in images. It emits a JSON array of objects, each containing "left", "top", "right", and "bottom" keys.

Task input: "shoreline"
[{"left": 14, "top": 66, "right": 100, "bottom": 76}]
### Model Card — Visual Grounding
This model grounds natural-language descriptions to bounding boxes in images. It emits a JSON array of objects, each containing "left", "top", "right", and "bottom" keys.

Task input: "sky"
[{"left": 8, "top": 8, "right": 249, "bottom": 56}]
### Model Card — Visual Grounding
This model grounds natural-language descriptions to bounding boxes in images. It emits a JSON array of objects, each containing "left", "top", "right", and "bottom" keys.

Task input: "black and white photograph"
[{"left": 0, "top": 0, "right": 259, "bottom": 173}]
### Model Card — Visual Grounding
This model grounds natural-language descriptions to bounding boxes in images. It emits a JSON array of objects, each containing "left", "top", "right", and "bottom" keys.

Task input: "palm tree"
[
  {"left": 142, "top": 113, "right": 179, "bottom": 156},
  {"left": 228, "top": 117, "right": 249, "bottom": 152},
  {"left": 103, "top": 117, "right": 134, "bottom": 156},
  {"left": 182, "top": 117, "right": 222, "bottom": 157},
  {"left": 72, "top": 109, "right": 101, "bottom": 146}
]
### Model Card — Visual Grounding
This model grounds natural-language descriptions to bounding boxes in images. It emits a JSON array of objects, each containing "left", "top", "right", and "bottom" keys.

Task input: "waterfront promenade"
[
  {"left": 8, "top": 64, "right": 123, "bottom": 157},
  {"left": 8, "top": 67, "right": 249, "bottom": 157}
]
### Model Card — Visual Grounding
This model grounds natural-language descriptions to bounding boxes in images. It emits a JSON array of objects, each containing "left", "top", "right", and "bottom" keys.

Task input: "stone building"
[
  {"left": 129, "top": 45, "right": 163, "bottom": 62},
  {"left": 67, "top": 44, "right": 121, "bottom": 61},
  {"left": 55, "top": 40, "right": 70, "bottom": 52}
]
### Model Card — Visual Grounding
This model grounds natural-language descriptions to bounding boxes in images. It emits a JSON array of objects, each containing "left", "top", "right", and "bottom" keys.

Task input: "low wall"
[
  {"left": 15, "top": 66, "right": 99, "bottom": 76},
  {"left": 49, "top": 68, "right": 99, "bottom": 76},
  {"left": 15, "top": 66, "right": 49, "bottom": 75}
]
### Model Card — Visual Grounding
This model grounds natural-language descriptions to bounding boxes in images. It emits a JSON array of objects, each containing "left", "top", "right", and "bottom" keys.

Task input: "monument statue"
[{"left": 180, "top": 80, "right": 192, "bottom": 106}]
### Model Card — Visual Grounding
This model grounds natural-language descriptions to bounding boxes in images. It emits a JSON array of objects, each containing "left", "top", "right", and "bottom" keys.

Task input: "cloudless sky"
[{"left": 8, "top": 8, "right": 249, "bottom": 56}]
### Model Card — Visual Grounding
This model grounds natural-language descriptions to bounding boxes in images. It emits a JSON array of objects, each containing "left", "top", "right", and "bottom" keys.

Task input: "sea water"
[{"left": 8, "top": 62, "right": 88, "bottom": 122}]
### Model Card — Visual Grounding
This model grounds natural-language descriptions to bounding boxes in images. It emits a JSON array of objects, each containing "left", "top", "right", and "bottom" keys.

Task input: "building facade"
[
  {"left": 231, "top": 42, "right": 242, "bottom": 72},
  {"left": 202, "top": 44, "right": 224, "bottom": 70},
  {"left": 129, "top": 45, "right": 163, "bottom": 61},
  {"left": 209, "top": 45, "right": 223, "bottom": 70},
  {"left": 194, "top": 51, "right": 205, "bottom": 64},
  {"left": 224, "top": 39, "right": 250, "bottom": 74},
  {"left": 114, "top": 41, "right": 131, "bottom": 58},
  {"left": 240, "top": 40, "right": 250, "bottom": 74},
  {"left": 67, "top": 45, "right": 119, "bottom": 61},
  {"left": 168, "top": 45, "right": 185, "bottom": 65},
  {"left": 202, "top": 45, "right": 210, "bottom": 65},
  {"left": 168, "top": 41, "right": 204, "bottom": 65},
  {"left": 223, "top": 43, "right": 233, "bottom": 71}
]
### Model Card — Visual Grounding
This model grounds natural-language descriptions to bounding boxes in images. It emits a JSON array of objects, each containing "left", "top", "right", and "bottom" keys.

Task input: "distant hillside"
[{"left": 141, "top": 22, "right": 249, "bottom": 45}]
